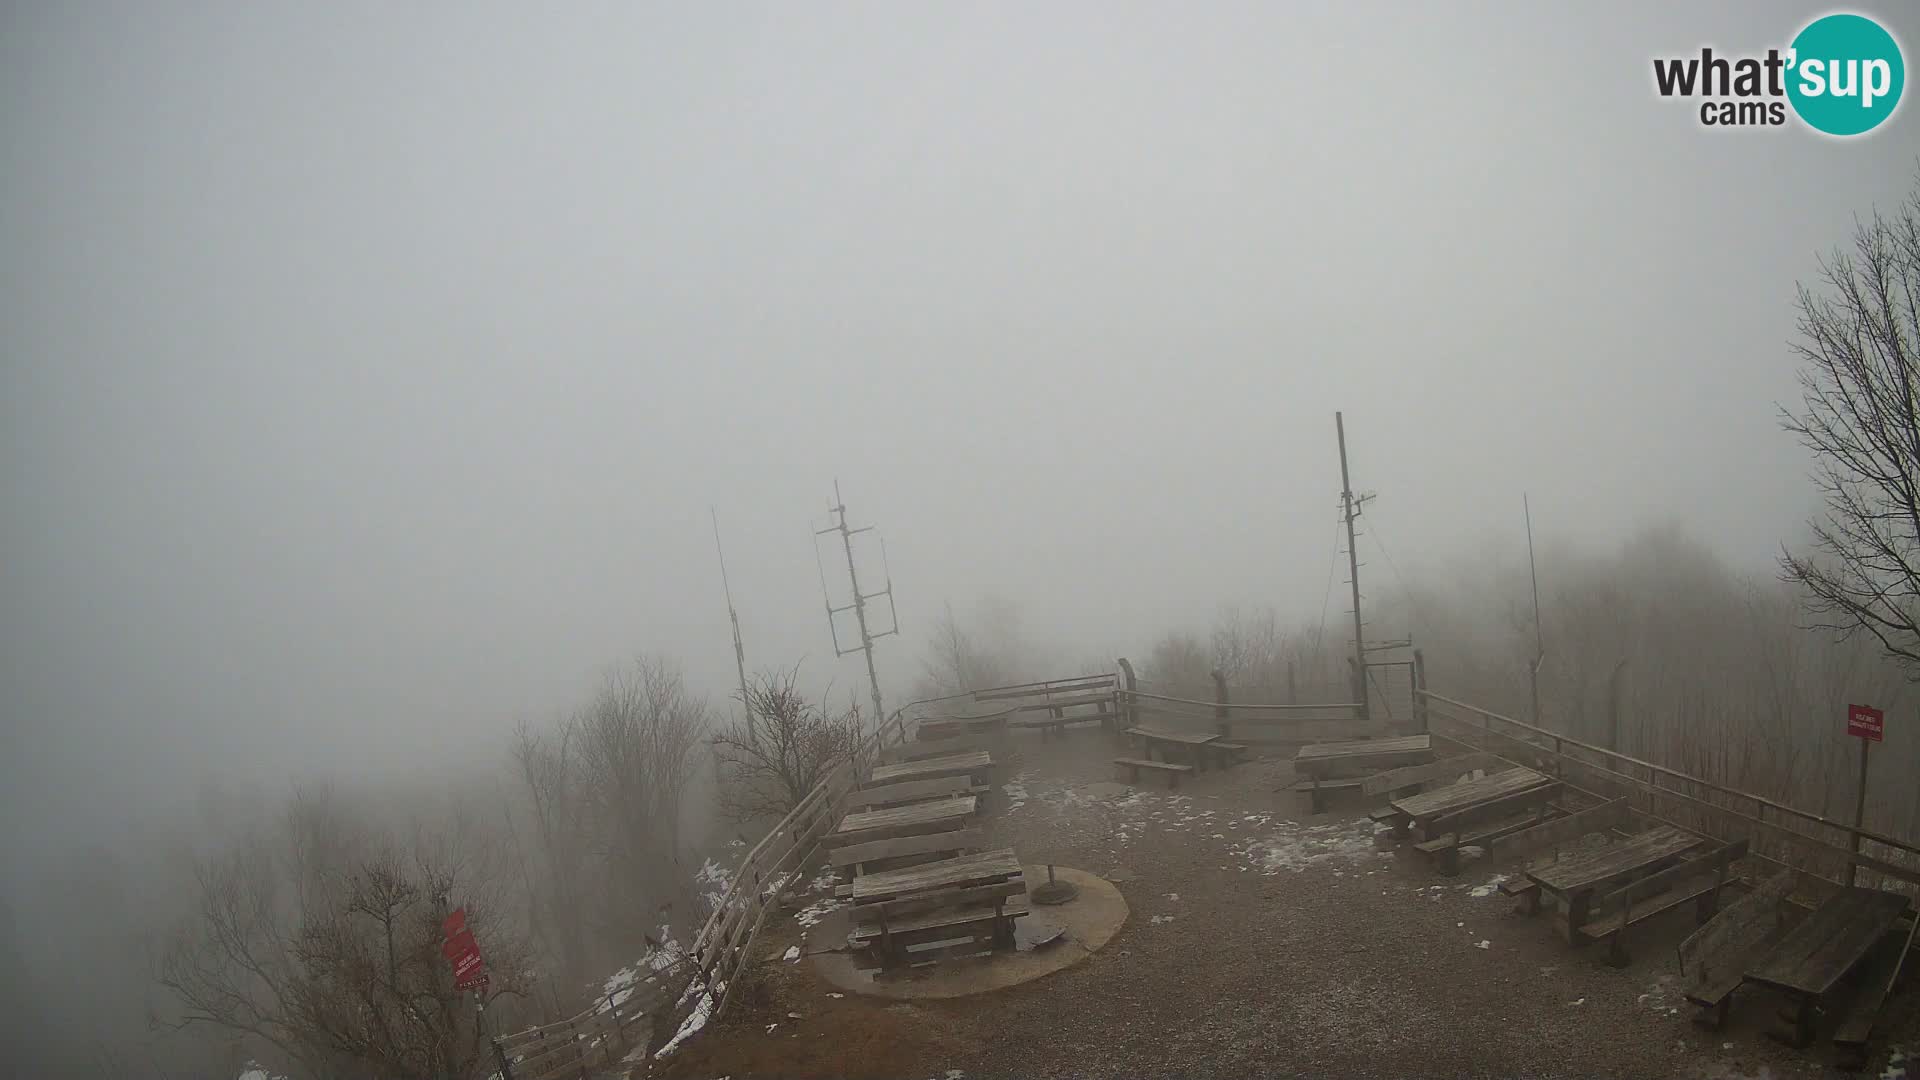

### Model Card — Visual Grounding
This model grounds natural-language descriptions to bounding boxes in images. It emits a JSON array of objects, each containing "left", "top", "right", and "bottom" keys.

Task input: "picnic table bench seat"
[
  {"left": 1679, "top": 869, "right": 1801, "bottom": 1029},
  {"left": 1114, "top": 756, "right": 1194, "bottom": 788},
  {"left": 1576, "top": 839, "right": 1748, "bottom": 967},
  {"left": 1745, "top": 886, "right": 1912, "bottom": 1048},
  {"left": 845, "top": 848, "right": 1028, "bottom": 968},
  {"left": 1832, "top": 914, "right": 1918, "bottom": 1069},
  {"left": 1412, "top": 793, "right": 1561, "bottom": 877}
]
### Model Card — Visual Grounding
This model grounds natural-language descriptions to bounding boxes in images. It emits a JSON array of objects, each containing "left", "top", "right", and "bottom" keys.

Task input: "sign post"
[
  {"left": 440, "top": 908, "right": 510, "bottom": 1079},
  {"left": 1845, "top": 704, "right": 1884, "bottom": 886}
]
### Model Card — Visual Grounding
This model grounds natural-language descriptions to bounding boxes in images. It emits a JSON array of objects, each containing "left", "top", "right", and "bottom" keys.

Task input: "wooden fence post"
[
  {"left": 1116, "top": 658, "right": 1137, "bottom": 731},
  {"left": 1211, "top": 669, "right": 1229, "bottom": 737},
  {"left": 1412, "top": 649, "right": 1427, "bottom": 733},
  {"left": 1287, "top": 660, "right": 1296, "bottom": 705}
]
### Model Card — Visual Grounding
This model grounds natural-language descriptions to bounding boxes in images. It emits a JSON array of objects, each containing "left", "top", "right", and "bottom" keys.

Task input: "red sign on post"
[
  {"left": 440, "top": 907, "right": 487, "bottom": 992},
  {"left": 1847, "top": 703, "right": 1885, "bottom": 742}
]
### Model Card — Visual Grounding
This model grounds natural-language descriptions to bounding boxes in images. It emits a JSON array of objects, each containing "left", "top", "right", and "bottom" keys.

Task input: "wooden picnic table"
[
  {"left": 1743, "top": 886, "right": 1912, "bottom": 1047},
  {"left": 1524, "top": 824, "right": 1705, "bottom": 940},
  {"left": 832, "top": 796, "right": 976, "bottom": 846},
  {"left": 1125, "top": 726, "right": 1221, "bottom": 769},
  {"left": 849, "top": 848, "right": 1022, "bottom": 903},
  {"left": 1294, "top": 735, "right": 1433, "bottom": 779},
  {"left": 867, "top": 749, "right": 993, "bottom": 787},
  {"left": 1390, "top": 766, "right": 1550, "bottom": 836}
]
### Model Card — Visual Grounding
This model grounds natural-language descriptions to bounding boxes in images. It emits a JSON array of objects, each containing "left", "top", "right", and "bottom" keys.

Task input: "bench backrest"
[
  {"left": 1361, "top": 752, "right": 1504, "bottom": 797},
  {"left": 1489, "top": 797, "right": 1631, "bottom": 861},
  {"left": 1605, "top": 837, "right": 1749, "bottom": 916},
  {"left": 1429, "top": 780, "right": 1562, "bottom": 838},
  {"left": 849, "top": 774, "right": 974, "bottom": 810},
  {"left": 1678, "top": 867, "right": 1798, "bottom": 978},
  {"left": 829, "top": 827, "right": 986, "bottom": 869},
  {"left": 881, "top": 732, "right": 997, "bottom": 763},
  {"left": 855, "top": 878, "right": 1027, "bottom": 922}
]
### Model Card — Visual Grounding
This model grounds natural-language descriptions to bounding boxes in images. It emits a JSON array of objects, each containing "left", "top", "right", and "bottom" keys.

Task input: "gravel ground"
[{"left": 654, "top": 730, "right": 1917, "bottom": 1080}]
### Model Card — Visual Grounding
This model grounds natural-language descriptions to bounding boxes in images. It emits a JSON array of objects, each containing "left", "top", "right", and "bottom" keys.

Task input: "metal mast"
[
  {"left": 1336, "top": 412, "right": 1373, "bottom": 724},
  {"left": 711, "top": 508, "right": 755, "bottom": 744},
  {"left": 813, "top": 480, "right": 898, "bottom": 725}
]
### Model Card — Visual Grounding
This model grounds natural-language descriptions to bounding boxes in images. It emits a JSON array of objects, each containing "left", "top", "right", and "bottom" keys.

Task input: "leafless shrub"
[{"left": 712, "top": 668, "right": 861, "bottom": 824}]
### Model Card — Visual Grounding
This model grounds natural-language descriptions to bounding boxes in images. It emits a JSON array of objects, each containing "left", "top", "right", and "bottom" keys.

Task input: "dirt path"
[{"left": 650, "top": 732, "right": 1917, "bottom": 1080}]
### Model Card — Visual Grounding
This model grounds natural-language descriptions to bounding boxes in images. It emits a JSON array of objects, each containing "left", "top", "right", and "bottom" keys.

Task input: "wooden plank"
[
  {"left": 849, "top": 774, "right": 978, "bottom": 809},
  {"left": 1833, "top": 914, "right": 1919, "bottom": 1054},
  {"left": 1745, "top": 887, "right": 1911, "bottom": 997},
  {"left": 828, "top": 797, "right": 976, "bottom": 847},
  {"left": 1361, "top": 753, "right": 1503, "bottom": 796},
  {"left": 1526, "top": 825, "right": 1706, "bottom": 895},
  {"left": 1851, "top": 850, "right": 1920, "bottom": 888},
  {"left": 1681, "top": 868, "right": 1800, "bottom": 979},
  {"left": 881, "top": 733, "right": 996, "bottom": 763},
  {"left": 1008, "top": 693, "right": 1113, "bottom": 711},
  {"left": 1424, "top": 784, "right": 1561, "bottom": 848},
  {"left": 1490, "top": 797, "right": 1631, "bottom": 860},
  {"left": 867, "top": 750, "right": 993, "bottom": 786},
  {"left": 1126, "top": 726, "right": 1220, "bottom": 745},
  {"left": 849, "top": 896, "right": 1032, "bottom": 942},
  {"left": 850, "top": 848, "right": 1022, "bottom": 901},
  {"left": 1115, "top": 757, "right": 1194, "bottom": 772},
  {"left": 854, "top": 878, "right": 1027, "bottom": 921},
  {"left": 1391, "top": 767, "right": 1549, "bottom": 822},
  {"left": 1604, "top": 839, "right": 1749, "bottom": 911},
  {"left": 972, "top": 678, "right": 1114, "bottom": 703},
  {"left": 829, "top": 827, "right": 987, "bottom": 869},
  {"left": 1296, "top": 735, "right": 1432, "bottom": 761}
]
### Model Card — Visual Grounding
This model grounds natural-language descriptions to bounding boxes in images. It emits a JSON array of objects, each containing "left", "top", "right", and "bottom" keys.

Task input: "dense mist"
[{"left": 5, "top": 1, "right": 1920, "bottom": 1076}]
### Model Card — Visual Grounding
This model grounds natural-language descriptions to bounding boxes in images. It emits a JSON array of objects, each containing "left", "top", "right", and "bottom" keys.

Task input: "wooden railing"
[
  {"left": 1420, "top": 690, "right": 1920, "bottom": 895},
  {"left": 495, "top": 712, "right": 911, "bottom": 1072}
]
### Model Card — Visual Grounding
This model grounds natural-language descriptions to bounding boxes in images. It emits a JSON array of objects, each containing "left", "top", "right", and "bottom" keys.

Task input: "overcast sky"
[{"left": 4, "top": 1, "right": 1917, "bottom": 870}]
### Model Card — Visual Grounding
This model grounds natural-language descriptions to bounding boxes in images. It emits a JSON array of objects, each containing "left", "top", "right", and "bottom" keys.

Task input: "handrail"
[
  {"left": 1420, "top": 691, "right": 1920, "bottom": 860},
  {"left": 1130, "top": 690, "right": 1363, "bottom": 712}
]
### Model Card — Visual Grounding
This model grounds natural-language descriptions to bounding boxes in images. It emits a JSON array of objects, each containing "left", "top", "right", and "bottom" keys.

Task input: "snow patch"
[
  {"left": 654, "top": 977, "right": 722, "bottom": 1058},
  {"left": 1884, "top": 1047, "right": 1909, "bottom": 1080},
  {"left": 1150, "top": 914, "right": 1176, "bottom": 925},
  {"left": 782, "top": 945, "right": 800, "bottom": 962},
  {"left": 696, "top": 857, "right": 732, "bottom": 912},
  {"left": 1237, "top": 818, "right": 1389, "bottom": 874},
  {"left": 1474, "top": 940, "right": 1491, "bottom": 950},
  {"left": 1468, "top": 873, "right": 1508, "bottom": 899}
]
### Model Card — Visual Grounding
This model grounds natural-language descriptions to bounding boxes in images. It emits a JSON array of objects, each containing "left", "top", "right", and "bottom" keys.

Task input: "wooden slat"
[
  {"left": 1296, "top": 735, "right": 1433, "bottom": 761},
  {"left": 883, "top": 733, "right": 997, "bottom": 763},
  {"left": 1361, "top": 753, "right": 1502, "bottom": 796},
  {"left": 830, "top": 797, "right": 976, "bottom": 845},
  {"left": 850, "top": 896, "right": 1031, "bottom": 942},
  {"left": 1851, "top": 851, "right": 1920, "bottom": 888},
  {"left": 1491, "top": 798, "right": 1631, "bottom": 860},
  {"left": 855, "top": 878, "right": 1028, "bottom": 921},
  {"left": 1745, "top": 887, "right": 1912, "bottom": 997},
  {"left": 850, "top": 774, "right": 978, "bottom": 809},
  {"left": 1833, "top": 914, "right": 1919, "bottom": 1049},
  {"left": 1425, "top": 783, "right": 1561, "bottom": 846},
  {"left": 1117, "top": 757, "right": 1195, "bottom": 772},
  {"left": 1390, "top": 766, "right": 1549, "bottom": 820},
  {"left": 972, "top": 678, "right": 1114, "bottom": 703},
  {"left": 1125, "top": 727, "right": 1220, "bottom": 745},
  {"left": 851, "top": 848, "right": 1021, "bottom": 901},
  {"left": 1681, "top": 868, "right": 1801, "bottom": 1012},
  {"left": 1604, "top": 839, "right": 1749, "bottom": 911},
  {"left": 1007, "top": 693, "right": 1113, "bottom": 712},
  {"left": 830, "top": 827, "right": 986, "bottom": 868},
  {"left": 867, "top": 750, "right": 993, "bottom": 786},
  {"left": 1526, "top": 825, "right": 1707, "bottom": 895}
]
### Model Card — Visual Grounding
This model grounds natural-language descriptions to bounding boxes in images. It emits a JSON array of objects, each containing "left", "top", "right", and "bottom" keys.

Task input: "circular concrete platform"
[{"left": 810, "top": 865, "right": 1127, "bottom": 1000}]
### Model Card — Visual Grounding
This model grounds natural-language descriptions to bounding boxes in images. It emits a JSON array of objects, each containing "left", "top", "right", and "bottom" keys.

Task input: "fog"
[{"left": 4, "top": 1, "right": 1919, "bottom": 1075}]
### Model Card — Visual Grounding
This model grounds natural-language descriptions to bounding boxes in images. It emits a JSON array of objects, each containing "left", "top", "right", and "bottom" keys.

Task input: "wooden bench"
[
  {"left": 1579, "top": 838, "right": 1747, "bottom": 967},
  {"left": 1489, "top": 798, "right": 1632, "bottom": 914},
  {"left": 847, "top": 775, "right": 989, "bottom": 813},
  {"left": 1291, "top": 776, "right": 1366, "bottom": 813},
  {"left": 846, "top": 849, "right": 1028, "bottom": 968},
  {"left": 879, "top": 732, "right": 997, "bottom": 764},
  {"left": 1679, "top": 869, "right": 1800, "bottom": 1029},
  {"left": 830, "top": 827, "right": 987, "bottom": 879},
  {"left": 1114, "top": 757, "right": 1194, "bottom": 788},
  {"left": 1207, "top": 741, "right": 1249, "bottom": 768},
  {"left": 1744, "top": 886, "right": 1912, "bottom": 1048},
  {"left": 1832, "top": 914, "right": 1918, "bottom": 1069},
  {"left": 1414, "top": 785, "right": 1562, "bottom": 877}
]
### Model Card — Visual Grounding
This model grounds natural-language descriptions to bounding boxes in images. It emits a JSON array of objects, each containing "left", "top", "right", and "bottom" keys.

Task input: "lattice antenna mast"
[
  {"left": 711, "top": 507, "right": 755, "bottom": 745},
  {"left": 813, "top": 479, "right": 898, "bottom": 725},
  {"left": 1336, "top": 411, "right": 1374, "bottom": 724}
]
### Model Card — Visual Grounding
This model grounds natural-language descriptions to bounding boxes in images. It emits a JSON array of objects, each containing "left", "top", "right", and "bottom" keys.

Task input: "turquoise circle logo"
[{"left": 1787, "top": 13, "right": 1905, "bottom": 136}]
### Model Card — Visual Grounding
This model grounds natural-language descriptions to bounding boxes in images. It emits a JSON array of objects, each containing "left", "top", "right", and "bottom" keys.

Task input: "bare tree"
[
  {"left": 1782, "top": 173, "right": 1920, "bottom": 673},
  {"left": 158, "top": 801, "right": 532, "bottom": 1080},
  {"left": 569, "top": 656, "right": 708, "bottom": 940},
  {"left": 712, "top": 668, "right": 861, "bottom": 823}
]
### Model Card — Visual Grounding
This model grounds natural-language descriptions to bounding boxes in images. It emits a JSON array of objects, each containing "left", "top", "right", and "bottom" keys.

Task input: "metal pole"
[
  {"left": 1525, "top": 494, "right": 1545, "bottom": 729},
  {"left": 1335, "top": 412, "right": 1370, "bottom": 724},
  {"left": 712, "top": 508, "right": 756, "bottom": 744},
  {"left": 831, "top": 482, "right": 886, "bottom": 726},
  {"left": 1848, "top": 737, "right": 1870, "bottom": 886}
]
